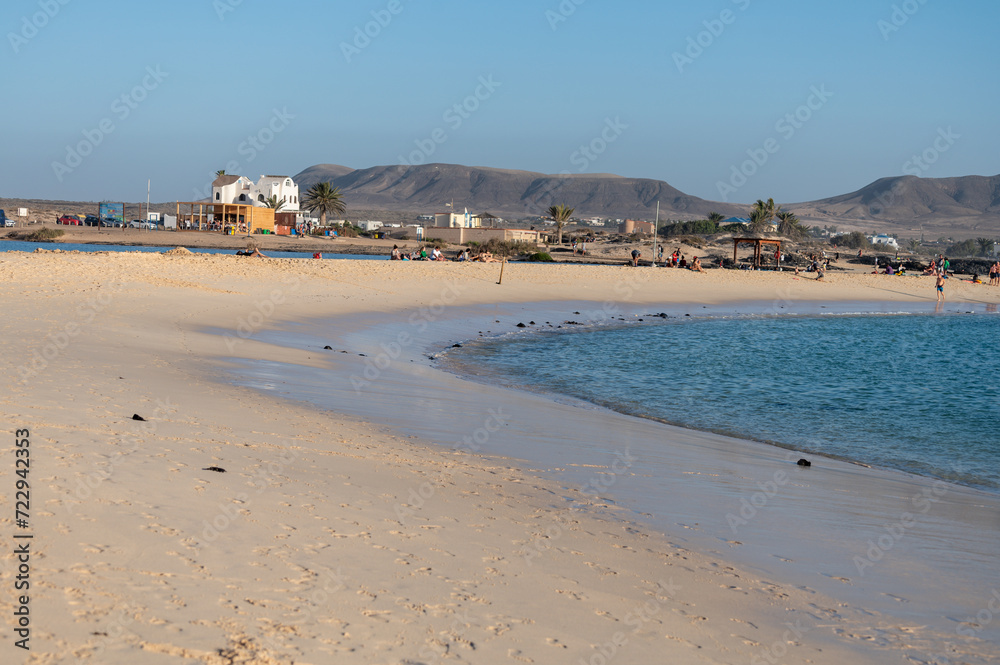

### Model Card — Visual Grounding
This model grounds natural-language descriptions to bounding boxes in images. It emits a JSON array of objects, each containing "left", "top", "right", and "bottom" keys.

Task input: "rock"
[
  {"left": 203, "top": 466, "right": 226, "bottom": 473},
  {"left": 797, "top": 459, "right": 812, "bottom": 467},
  {"left": 516, "top": 322, "right": 527, "bottom": 328},
  {"left": 131, "top": 414, "right": 146, "bottom": 421}
]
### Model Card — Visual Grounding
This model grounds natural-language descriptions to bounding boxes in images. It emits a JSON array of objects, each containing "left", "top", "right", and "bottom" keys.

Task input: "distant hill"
[
  {"left": 293, "top": 163, "right": 745, "bottom": 220},
  {"left": 794, "top": 174, "right": 1000, "bottom": 236},
  {"left": 10, "top": 165, "right": 997, "bottom": 239}
]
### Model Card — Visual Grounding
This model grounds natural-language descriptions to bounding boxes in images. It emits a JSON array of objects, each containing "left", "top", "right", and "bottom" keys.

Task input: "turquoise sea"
[{"left": 448, "top": 312, "right": 1000, "bottom": 492}]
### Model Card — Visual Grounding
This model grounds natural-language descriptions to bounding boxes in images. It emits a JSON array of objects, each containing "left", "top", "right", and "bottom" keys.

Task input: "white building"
[
  {"left": 869, "top": 234, "right": 899, "bottom": 250},
  {"left": 434, "top": 210, "right": 481, "bottom": 228},
  {"left": 212, "top": 174, "right": 300, "bottom": 212},
  {"left": 357, "top": 220, "right": 384, "bottom": 232}
]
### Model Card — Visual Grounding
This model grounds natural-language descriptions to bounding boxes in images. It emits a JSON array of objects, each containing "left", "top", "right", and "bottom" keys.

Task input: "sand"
[{"left": 1, "top": 250, "right": 997, "bottom": 664}]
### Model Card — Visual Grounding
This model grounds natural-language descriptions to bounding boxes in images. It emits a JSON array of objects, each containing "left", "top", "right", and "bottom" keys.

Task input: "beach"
[{"left": 1, "top": 250, "right": 997, "bottom": 664}]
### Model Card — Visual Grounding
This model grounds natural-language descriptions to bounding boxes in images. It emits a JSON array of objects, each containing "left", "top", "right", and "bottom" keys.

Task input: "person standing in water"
[{"left": 936, "top": 272, "right": 945, "bottom": 302}]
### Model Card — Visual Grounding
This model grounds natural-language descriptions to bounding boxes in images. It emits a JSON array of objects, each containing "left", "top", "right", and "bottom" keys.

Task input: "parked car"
[
  {"left": 84, "top": 215, "right": 101, "bottom": 226},
  {"left": 103, "top": 218, "right": 123, "bottom": 227},
  {"left": 58, "top": 215, "right": 81, "bottom": 225},
  {"left": 0, "top": 209, "right": 10, "bottom": 227}
]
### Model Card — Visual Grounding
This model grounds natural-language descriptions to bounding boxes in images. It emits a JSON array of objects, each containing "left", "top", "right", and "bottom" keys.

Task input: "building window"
[
  {"left": 258, "top": 194, "right": 265, "bottom": 202},
  {"left": 215, "top": 192, "right": 220, "bottom": 201},
  {"left": 239, "top": 194, "right": 246, "bottom": 201}
]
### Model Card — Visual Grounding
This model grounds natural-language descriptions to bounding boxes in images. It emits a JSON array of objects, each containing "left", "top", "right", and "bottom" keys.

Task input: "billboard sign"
[{"left": 98, "top": 202, "right": 124, "bottom": 223}]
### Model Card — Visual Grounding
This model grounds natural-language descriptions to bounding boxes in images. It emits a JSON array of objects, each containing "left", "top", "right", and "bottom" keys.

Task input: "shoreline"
[
  {"left": 435, "top": 302, "right": 1000, "bottom": 493},
  {"left": 215, "top": 297, "right": 1000, "bottom": 647},
  {"left": 2, "top": 252, "right": 997, "bottom": 663}
]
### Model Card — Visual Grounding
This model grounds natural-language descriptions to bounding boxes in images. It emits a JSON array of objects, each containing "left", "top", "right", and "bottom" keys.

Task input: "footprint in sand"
[{"left": 882, "top": 593, "right": 909, "bottom": 603}]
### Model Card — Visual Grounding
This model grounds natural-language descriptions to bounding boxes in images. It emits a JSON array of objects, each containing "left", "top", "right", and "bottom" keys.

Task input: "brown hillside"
[
  {"left": 293, "top": 163, "right": 745, "bottom": 220},
  {"left": 793, "top": 174, "right": 1000, "bottom": 237}
]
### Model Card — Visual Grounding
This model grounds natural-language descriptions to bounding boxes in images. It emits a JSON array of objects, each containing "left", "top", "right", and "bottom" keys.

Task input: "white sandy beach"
[{"left": 1, "top": 250, "right": 998, "bottom": 664}]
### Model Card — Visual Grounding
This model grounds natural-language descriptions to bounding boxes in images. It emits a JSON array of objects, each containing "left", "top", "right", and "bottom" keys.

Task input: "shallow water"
[{"left": 448, "top": 312, "right": 1000, "bottom": 492}]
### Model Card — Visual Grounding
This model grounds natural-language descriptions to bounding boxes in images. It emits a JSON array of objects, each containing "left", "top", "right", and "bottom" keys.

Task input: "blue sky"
[{"left": 2, "top": 0, "right": 997, "bottom": 206}]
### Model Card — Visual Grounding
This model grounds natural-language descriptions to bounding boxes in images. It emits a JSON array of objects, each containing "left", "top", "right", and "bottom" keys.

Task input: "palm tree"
[
  {"left": 215, "top": 169, "right": 227, "bottom": 178},
  {"left": 707, "top": 212, "right": 725, "bottom": 225},
  {"left": 976, "top": 237, "right": 994, "bottom": 256},
  {"left": 775, "top": 210, "right": 805, "bottom": 239},
  {"left": 264, "top": 195, "right": 285, "bottom": 212},
  {"left": 752, "top": 198, "right": 777, "bottom": 223},
  {"left": 747, "top": 207, "right": 771, "bottom": 235},
  {"left": 547, "top": 204, "right": 574, "bottom": 244},
  {"left": 302, "top": 182, "right": 346, "bottom": 226}
]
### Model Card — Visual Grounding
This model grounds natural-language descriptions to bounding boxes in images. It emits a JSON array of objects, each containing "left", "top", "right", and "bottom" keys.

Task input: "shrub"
[
  {"left": 946, "top": 239, "right": 978, "bottom": 257},
  {"left": 833, "top": 231, "right": 872, "bottom": 250},
  {"left": 333, "top": 224, "right": 359, "bottom": 238},
  {"left": 479, "top": 238, "right": 539, "bottom": 257},
  {"left": 527, "top": 252, "right": 554, "bottom": 262},
  {"left": 662, "top": 220, "right": 720, "bottom": 236},
  {"left": 26, "top": 228, "right": 64, "bottom": 242}
]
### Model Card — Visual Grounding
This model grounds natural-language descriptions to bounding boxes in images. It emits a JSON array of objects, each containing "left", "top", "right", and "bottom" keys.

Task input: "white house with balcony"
[{"left": 212, "top": 174, "right": 300, "bottom": 212}]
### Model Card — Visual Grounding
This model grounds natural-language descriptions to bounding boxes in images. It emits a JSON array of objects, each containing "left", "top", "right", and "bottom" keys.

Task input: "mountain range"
[{"left": 293, "top": 163, "right": 1000, "bottom": 236}]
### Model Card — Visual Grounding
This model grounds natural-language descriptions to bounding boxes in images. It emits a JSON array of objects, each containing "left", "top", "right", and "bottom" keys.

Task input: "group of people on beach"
[
  {"left": 629, "top": 248, "right": 703, "bottom": 271},
  {"left": 926, "top": 254, "right": 951, "bottom": 301},
  {"left": 389, "top": 245, "right": 500, "bottom": 262}
]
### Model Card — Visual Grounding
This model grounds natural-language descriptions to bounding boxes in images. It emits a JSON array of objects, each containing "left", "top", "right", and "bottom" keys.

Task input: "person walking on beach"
[
  {"left": 936, "top": 272, "right": 945, "bottom": 301},
  {"left": 631, "top": 249, "right": 640, "bottom": 266},
  {"left": 990, "top": 260, "right": 1000, "bottom": 286}
]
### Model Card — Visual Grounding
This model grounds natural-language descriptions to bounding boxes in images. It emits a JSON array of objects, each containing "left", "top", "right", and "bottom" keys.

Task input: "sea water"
[{"left": 448, "top": 312, "right": 1000, "bottom": 492}]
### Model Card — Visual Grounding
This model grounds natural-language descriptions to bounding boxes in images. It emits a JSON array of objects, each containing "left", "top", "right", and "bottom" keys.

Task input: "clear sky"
[{"left": 2, "top": 0, "right": 997, "bottom": 205}]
